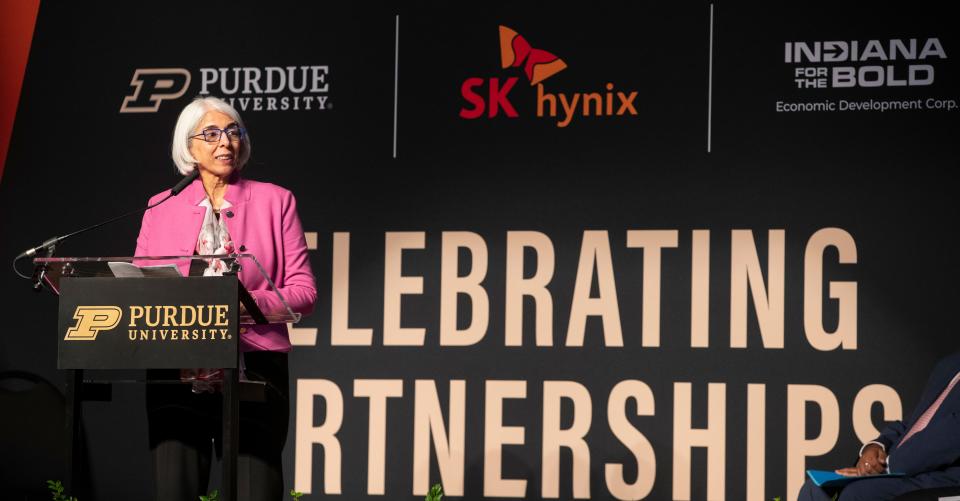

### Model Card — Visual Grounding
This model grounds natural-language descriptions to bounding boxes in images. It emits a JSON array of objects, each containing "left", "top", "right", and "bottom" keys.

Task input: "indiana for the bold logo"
[
  {"left": 460, "top": 25, "right": 639, "bottom": 127},
  {"left": 65, "top": 306, "right": 122, "bottom": 341}
]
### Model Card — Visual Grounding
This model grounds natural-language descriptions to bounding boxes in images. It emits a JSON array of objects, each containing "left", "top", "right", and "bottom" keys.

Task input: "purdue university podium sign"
[{"left": 57, "top": 277, "right": 239, "bottom": 369}]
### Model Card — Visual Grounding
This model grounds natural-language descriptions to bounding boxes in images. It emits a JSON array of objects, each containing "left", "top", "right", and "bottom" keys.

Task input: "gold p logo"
[{"left": 65, "top": 307, "right": 122, "bottom": 341}]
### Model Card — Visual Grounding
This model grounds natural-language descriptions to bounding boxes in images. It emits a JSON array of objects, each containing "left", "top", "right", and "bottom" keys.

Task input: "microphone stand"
[
  {"left": 14, "top": 170, "right": 201, "bottom": 291},
  {"left": 30, "top": 244, "right": 56, "bottom": 291}
]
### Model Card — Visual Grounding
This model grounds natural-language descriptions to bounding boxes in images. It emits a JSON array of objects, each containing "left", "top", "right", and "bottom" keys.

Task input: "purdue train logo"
[{"left": 65, "top": 307, "right": 122, "bottom": 341}]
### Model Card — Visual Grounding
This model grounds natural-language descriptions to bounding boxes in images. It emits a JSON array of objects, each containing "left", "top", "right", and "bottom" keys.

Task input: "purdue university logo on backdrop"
[{"left": 119, "top": 65, "right": 332, "bottom": 113}]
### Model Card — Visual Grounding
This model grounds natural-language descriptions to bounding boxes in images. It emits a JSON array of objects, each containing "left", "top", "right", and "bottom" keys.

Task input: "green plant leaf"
[
  {"left": 425, "top": 483, "right": 444, "bottom": 501},
  {"left": 46, "top": 480, "right": 76, "bottom": 501}
]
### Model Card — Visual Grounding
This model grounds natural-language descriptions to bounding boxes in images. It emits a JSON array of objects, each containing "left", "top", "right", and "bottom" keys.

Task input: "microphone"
[
  {"left": 171, "top": 169, "right": 200, "bottom": 195},
  {"left": 15, "top": 171, "right": 201, "bottom": 261},
  {"left": 17, "top": 236, "right": 62, "bottom": 260}
]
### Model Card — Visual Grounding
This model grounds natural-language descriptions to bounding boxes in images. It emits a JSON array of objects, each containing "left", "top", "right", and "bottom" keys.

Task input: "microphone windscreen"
[{"left": 171, "top": 169, "right": 200, "bottom": 195}]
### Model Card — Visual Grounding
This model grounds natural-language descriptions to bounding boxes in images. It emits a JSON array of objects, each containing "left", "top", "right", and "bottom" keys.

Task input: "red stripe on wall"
[{"left": 0, "top": 0, "right": 41, "bottom": 183}]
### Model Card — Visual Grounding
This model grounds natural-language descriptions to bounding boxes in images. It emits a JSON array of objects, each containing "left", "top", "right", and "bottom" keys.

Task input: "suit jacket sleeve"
[
  {"left": 875, "top": 421, "right": 908, "bottom": 451},
  {"left": 872, "top": 358, "right": 949, "bottom": 451},
  {"left": 887, "top": 410, "right": 960, "bottom": 476},
  {"left": 248, "top": 189, "right": 317, "bottom": 317},
  {"left": 882, "top": 354, "right": 960, "bottom": 476}
]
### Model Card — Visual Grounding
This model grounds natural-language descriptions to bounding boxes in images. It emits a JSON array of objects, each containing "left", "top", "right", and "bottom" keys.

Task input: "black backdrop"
[{"left": 1, "top": 2, "right": 958, "bottom": 500}]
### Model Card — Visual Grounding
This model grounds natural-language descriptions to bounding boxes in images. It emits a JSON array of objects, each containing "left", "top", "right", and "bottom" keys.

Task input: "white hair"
[{"left": 171, "top": 96, "right": 252, "bottom": 175}]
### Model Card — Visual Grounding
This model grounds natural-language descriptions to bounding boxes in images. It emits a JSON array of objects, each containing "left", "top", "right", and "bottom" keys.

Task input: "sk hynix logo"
[
  {"left": 460, "top": 26, "right": 639, "bottom": 127},
  {"left": 65, "top": 306, "right": 122, "bottom": 341},
  {"left": 120, "top": 68, "right": 192, "bottom": 113}
]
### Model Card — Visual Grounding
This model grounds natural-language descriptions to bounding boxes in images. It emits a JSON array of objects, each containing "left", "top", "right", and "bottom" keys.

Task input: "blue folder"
[{"left": 806, "top": 469, "right": 904, "bottom": 488}]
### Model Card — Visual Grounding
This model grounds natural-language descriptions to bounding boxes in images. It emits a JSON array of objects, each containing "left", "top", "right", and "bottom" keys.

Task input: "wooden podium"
[{"left": 34, "top": 254, "right": 300, "bottom": 501}]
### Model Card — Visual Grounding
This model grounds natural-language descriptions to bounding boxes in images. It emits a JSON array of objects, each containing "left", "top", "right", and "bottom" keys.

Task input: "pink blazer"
[{"left": 134, "top": 177, "right": 317, "bottom": 352}]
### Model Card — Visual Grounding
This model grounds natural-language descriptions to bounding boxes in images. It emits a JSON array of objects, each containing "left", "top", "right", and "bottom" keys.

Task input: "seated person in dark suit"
[{"left": 798, "top": 352, "right": 960, "bottom": 500}]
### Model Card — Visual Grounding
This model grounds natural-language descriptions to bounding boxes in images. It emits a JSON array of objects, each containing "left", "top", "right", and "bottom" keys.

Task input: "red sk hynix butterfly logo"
[{"left": 499, "top": 25, "right": 568, "bottom": 85}]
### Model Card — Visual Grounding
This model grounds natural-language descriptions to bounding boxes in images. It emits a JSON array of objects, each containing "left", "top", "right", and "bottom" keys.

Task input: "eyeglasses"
[{"left": 190, "top": 126, "right": 245, "bottom": 143}]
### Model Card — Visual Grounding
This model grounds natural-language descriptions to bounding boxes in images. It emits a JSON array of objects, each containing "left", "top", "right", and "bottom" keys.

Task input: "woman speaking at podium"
[{"left": 134, "top": 96, "right": 317, "bottom": 500}]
